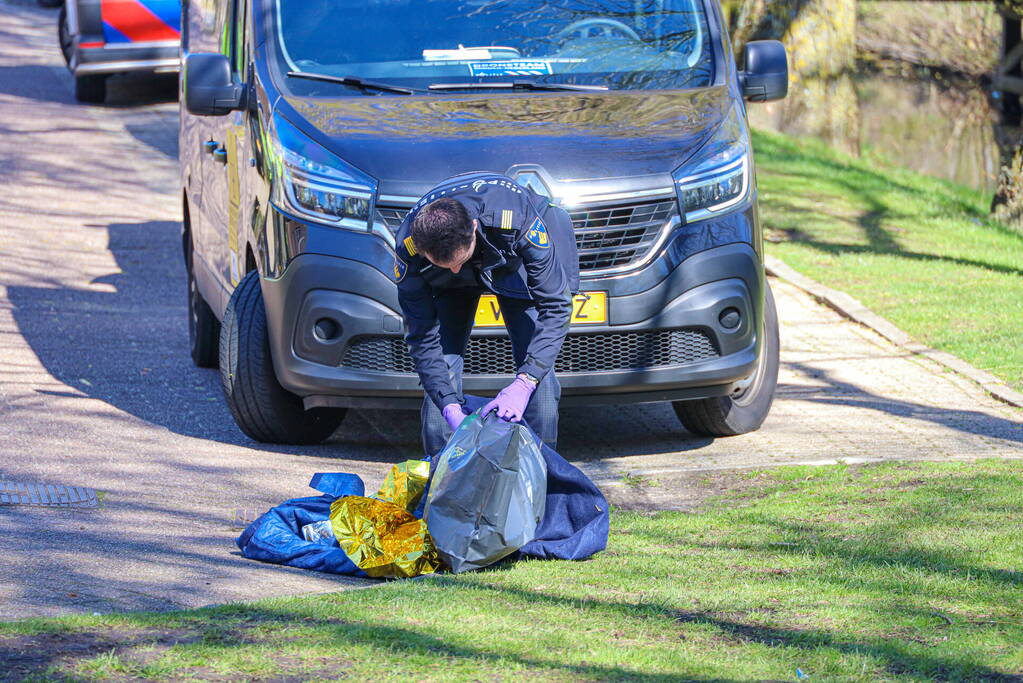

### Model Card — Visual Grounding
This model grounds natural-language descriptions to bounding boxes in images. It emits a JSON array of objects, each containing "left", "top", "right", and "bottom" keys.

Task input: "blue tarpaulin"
[
  {"left": 237, "top": 402, "right": 609, "bottom": 575},
  {"left": 236, "top": 473, "right": 367, "bottom": 576}
]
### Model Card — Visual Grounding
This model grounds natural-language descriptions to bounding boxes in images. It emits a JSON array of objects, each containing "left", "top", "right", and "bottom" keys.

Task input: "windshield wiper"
[
  {"left": 287, "top": 71, "right": 417, "bottom": 95},
  {"left": 428, "top": 79, "right": 609, "bottom": 92}
]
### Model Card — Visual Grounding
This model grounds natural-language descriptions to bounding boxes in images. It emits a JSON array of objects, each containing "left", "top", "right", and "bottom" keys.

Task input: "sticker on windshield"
[{"left": 468, "top": 61, "right": 553, "bottom": 77}]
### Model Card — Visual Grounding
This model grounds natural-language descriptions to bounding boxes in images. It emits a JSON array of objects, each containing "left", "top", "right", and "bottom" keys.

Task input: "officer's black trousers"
[{"left": 421, "top": 288, "right": 561, "bottom": 457}]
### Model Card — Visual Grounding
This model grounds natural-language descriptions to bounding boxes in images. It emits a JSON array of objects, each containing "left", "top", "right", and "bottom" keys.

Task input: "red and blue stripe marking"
[{"left": 101, "top": 0, "right": 180, "bottom": 44}]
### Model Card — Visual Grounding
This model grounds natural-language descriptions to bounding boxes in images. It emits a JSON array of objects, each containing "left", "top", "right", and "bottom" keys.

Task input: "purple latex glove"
[
  {"left": 442, "top": 403, "right": 467, "bottom": 431},
  {"left": 482, "top": 376, "right": 536, "bottom": 423}
]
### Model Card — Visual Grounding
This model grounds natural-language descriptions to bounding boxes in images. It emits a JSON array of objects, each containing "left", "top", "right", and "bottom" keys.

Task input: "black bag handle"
[{"left": 477, "top": 406, "right": 501, "bottom": 424}]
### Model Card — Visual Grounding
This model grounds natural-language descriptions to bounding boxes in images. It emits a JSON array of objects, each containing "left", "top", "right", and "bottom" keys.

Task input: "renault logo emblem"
[{"left": 513, "top": 170, "right": 551, "bottom": 199}]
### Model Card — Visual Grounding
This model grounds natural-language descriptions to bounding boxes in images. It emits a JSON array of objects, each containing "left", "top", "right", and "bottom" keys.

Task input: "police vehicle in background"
[
  {"left": 179, "top": 0, "right": 789, "bottom": 444},
  {"left": 58, "top": 0, "right": 180, "bottom": 103}
]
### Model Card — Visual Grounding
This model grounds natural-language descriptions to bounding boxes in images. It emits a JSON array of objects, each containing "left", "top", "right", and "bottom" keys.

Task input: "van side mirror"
[
  {"left": 184, "top": 52, "right": 248, "bottom": 116},
  {"left": 741, "top": 40, "right": 788, "bottom": 102}
]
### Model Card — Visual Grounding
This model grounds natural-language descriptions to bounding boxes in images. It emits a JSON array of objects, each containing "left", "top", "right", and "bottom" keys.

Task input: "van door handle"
[
  {"left": 212, "top": 146, "right": 228, "bottom": 164},
  {"left": 203, "top": 140, "right": 220, "bottom": 155}
]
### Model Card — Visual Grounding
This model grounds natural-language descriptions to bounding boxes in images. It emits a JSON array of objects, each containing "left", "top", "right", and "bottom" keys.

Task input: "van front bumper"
[{"left": 261, "top": 238, "right": 765, "bottom": 410}]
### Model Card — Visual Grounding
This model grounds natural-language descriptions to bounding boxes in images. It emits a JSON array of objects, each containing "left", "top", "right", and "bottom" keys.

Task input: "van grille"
[
  {"left": 376, "top": 207, "right": 410, "bottom": 233},
  {"left": 375, "top": 198, "right": 677, "bottom": 273},
  {"left": 341, "top": 329, "right": 718, "bottom": 375},
  {"left": 571, "top": 200, "right": 676, "bottom": 271}
]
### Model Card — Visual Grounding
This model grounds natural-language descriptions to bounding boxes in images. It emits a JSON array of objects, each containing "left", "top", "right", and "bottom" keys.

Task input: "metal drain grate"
[{"left": 0, "top": 481, "right": 99, "bottom": 508}]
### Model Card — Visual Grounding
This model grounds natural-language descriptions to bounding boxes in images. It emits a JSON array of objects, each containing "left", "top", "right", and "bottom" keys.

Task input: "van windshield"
[{"left": 274, "top": 0, "right": 715, "bottom": 94}]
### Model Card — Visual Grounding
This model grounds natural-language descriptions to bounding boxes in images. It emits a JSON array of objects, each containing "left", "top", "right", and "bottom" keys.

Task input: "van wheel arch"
[
  {"left": 181, "top": 194, "right": 192, "bottom": 265},
  {"left": 183, "top": 195, "right": 220, "bottom": 368},
  {"left": 672, "top": 281, "right": 779, "bottom": 437},
  {"left": 219, "top": 270, "right": 346, "bottom": 443},
  {"left": 245, "top": 244, "right": 258, "bottom": 277}
]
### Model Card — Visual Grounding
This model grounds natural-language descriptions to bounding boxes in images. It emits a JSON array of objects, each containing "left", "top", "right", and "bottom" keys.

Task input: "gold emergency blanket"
[
  {"left": 329, "top": 496, "right": 442, "bottom": 578},
  {"left": 374, "top": 459, "right": 431, "bottom": 512}
]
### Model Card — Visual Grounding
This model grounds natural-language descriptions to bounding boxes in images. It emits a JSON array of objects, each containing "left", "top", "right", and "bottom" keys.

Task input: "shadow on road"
[
  {"left": 124, "top": 118, "right": 179, "bottom": 159},
  {"left": 0, "top": 62, "right": 176, "bottom": 109},
  {"left": 4, "top": 220, "right": 423, "bottom": 459},
  {"left": 103, "top": 72, "right": 178, "bottom": 108},
  {"left": 0, "top": 64, "right": 74, "bottom": 103},
  {"left": 784, "top": 361, "right": 1023, "bottom": 445}
]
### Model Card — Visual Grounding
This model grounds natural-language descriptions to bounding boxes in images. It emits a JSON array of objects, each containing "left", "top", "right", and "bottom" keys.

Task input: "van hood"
[{"left": 281, "top": 86, "right": 733, "bottom": 199}]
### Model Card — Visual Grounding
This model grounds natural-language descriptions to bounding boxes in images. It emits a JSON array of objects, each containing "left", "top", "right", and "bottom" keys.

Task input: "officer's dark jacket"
[{"left": 394, "top": 172, "right": 579, "bottom": 410}]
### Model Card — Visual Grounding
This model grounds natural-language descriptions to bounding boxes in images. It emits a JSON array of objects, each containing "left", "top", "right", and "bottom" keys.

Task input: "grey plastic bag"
[{"left": 424, "top": 410, "right": 547, "bottom": 573}]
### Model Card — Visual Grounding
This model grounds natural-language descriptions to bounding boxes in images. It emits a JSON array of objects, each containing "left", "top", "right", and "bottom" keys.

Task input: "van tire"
[
  {"left": 186, "top": 239, "right": 219, "bottom": 368},
  {"left": 219, "top": 270, "right": 346, "bottom": 444},
  {"left": 74, "top": 74, "right": 107, "bottom": 103},
  {"left": 58, "top": 6, "right": 72, "bottom": 64},
  {"left": 673, "top": 281, "right": 779, "bottom": 437}
]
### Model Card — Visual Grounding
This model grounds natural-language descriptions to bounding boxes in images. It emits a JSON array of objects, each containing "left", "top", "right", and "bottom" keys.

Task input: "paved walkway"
[{"left": 0, "top": 0, "right": 1020, "bottom": 620}]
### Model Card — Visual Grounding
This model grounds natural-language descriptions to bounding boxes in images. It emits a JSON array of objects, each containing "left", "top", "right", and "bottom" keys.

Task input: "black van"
[{"left": 179, "top": 0, "right": 788, "bottom": 444}]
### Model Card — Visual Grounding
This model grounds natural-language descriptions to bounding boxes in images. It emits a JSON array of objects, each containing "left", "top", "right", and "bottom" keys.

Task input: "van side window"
[
  {"left": 233, "top": 0, "right": 249, "bottom": 75},
  {"left": 215, "top": 0, "right": 232, "bottom": 57},
  {"left": 214, "top": 0, "right": 247, "bottom": 76},
  {"left": 187, "top": 0, "right": 220, "bottom": 53}
]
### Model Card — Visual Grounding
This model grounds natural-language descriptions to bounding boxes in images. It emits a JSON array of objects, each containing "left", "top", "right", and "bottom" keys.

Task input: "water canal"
[
  {"left": 738, "top": 0, "right": 1004, "bottom": 196},
  {"left": 750, "top": 66, "right": 1002, "bottom": 195}
]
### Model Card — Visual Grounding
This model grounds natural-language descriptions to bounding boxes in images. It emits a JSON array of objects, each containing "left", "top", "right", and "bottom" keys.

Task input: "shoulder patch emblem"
[
  {"left": 500, "top": 209, "right": 514, "bottom": 231},
  {"left": 393, "top": 256, "right": 408, "bottom": 283},
  {"left": 403, "top": 236, "right": 418, "bottom": 256},
  {"left": 525, "top": 217, "right": 550, "bottom": 249}
]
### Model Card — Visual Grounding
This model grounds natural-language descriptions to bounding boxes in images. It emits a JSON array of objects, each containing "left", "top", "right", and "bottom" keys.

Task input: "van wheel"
[
  {"left": 74, "top": 74, "right": 107, "bottom": 104},
  {"left": 673, "top": 281, "right": 780, "bottom": 437},
  {"left": 58, "top": 5, "right": 72, "bottom": 64},
  {"left": 186, "top": 239, "right": 219, "bottom": 368},
  {"left": 220, "top": 270, "right": 347, "bottom": 444}
]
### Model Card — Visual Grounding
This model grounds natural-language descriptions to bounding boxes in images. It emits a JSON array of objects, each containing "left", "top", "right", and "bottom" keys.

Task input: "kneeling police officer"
[{"left": 394, "top": 172, "right": 579, "bottom": 455}]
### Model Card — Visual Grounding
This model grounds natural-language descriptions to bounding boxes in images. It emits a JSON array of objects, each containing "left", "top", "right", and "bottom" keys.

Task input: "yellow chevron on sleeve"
[
  {"left": 500, "top": 209, "right": 514, "bottom": 230},
  {"left": 403, "top": 236, "right": 417, "bottom": 256}
]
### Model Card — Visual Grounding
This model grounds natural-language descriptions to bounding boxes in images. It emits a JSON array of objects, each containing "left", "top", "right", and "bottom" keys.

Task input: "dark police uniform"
[{"left": 393, "top": 172, "right": 580, "bottom": 455}]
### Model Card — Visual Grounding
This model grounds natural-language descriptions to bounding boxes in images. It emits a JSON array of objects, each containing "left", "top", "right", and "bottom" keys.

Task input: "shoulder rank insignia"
[
  {"left": 525, "top": 217, "right": 550, "bottom": 249},
  {"left": 500, "top": 209, "right": 514, "bottom": 231},
  {"left": 393, "top": 256, "right": 408, "bottom": 283},
  {"left": 403, "top": 236, "right": 418, "bottom": 256}
]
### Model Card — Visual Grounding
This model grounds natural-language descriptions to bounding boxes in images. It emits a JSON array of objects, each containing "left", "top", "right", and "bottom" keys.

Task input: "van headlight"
[
  {"left": 270, "top": 113, "right": 377, "bottom": 231},
  {"left": 674, "top": 151, "right": 749, "bottom": 223},
  {"left": 672, "top": 107, "right": 751, "bottom": 223}
]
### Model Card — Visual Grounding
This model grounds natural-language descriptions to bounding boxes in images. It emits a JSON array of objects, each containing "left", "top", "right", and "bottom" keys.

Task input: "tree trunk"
[
  {"left": 992, "top": 144, "right": 1023, "bottom": 222},
  {"left": 732, "top": 0, "right": 860, "bottom": 156},
  {"left": 993, "top": 7, "right": 1023, "bottom": 222}
]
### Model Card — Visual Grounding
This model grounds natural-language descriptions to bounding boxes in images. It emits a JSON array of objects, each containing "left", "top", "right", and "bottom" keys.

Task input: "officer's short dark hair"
[{"left": 411, "top": 198, "right": 473, "bottom": 263}]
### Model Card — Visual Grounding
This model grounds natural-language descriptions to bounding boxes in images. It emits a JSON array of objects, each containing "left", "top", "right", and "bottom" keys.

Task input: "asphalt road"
[{"left": 1, "top": 0, "right": 1021, "bottom": 619}]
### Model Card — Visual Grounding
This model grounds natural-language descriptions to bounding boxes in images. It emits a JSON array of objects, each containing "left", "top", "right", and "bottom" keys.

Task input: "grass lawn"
[
  {"left": 753, "top": 129, "right": 1023, "bottom": 393},
  {"left": 4, "top": 461, "right": 1022, "bottom": 681}
]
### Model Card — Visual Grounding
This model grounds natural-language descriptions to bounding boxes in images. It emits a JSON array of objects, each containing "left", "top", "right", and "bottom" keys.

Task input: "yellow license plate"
[{"left": 474, "top": 292, "right": 607, "bottom": 327}]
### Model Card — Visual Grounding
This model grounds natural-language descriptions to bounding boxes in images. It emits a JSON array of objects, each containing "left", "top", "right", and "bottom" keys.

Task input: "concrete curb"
[
  {"left": 589, "top": 452, "right": 1023, "bottom": 485},
  {"left": 765, "top": 254, "right": 1023, "bottom": 410}
]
